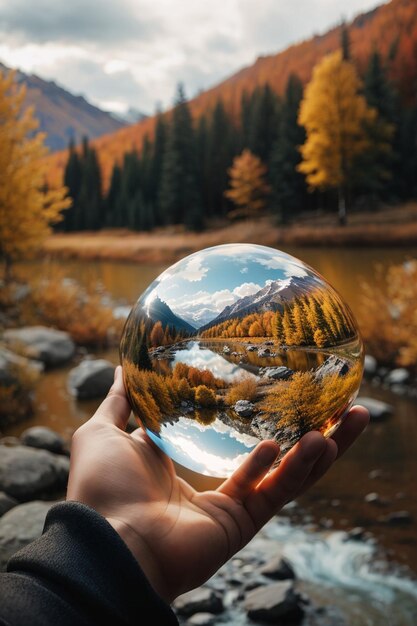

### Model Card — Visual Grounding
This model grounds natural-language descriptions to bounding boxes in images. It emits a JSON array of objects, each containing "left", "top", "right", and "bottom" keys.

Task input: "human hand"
[{"left": 67, "top": 366, "right": 369, "bottom": 603}]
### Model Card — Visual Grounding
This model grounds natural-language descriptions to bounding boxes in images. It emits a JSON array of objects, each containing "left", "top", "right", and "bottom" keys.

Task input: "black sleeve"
[{"left": 0, "top": 501, "right": 179, "bottom": 626}]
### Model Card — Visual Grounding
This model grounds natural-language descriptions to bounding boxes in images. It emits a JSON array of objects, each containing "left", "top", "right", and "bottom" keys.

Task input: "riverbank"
[{"left": 41, "top": 203, "right": 417, "bottom": 264}]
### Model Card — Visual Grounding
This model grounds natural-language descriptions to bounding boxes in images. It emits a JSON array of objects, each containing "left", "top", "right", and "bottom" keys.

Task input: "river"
[{"left": 7, "top": 244, "right": 417, "bottom": 622}]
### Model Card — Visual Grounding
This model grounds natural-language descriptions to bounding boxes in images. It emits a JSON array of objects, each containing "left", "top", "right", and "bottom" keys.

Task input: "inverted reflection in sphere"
[{"left": 120, "top": 244, "right": 364, "bottom": 478}]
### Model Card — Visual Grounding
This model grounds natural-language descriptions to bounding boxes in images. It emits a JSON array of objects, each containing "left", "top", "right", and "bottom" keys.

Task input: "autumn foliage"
[
  {"left": 0, "top": 70, "right": 70, "bottom": 280},
  {"left": 224, "top": 149, "right": 270, "bottom": 218}
]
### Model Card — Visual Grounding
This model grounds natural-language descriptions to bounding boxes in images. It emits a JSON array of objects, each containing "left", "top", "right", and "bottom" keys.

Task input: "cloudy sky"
[{"left": 0, "top": 0, "right": 382, "bottom": 115}]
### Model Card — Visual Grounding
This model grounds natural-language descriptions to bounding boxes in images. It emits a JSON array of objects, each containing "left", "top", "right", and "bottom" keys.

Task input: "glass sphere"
[{"left": 120, "top": 243, "right": 364, "bottom": 478}]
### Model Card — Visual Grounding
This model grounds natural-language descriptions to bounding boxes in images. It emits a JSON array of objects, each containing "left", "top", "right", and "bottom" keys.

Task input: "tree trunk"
[{"left": 338, "top": 187, "right": 347, "bottom": 226}]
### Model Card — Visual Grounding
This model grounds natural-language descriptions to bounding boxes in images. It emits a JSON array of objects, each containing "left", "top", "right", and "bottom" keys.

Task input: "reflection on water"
[{"left": 172, "top": 341, "right": 255, "bottom": 383}]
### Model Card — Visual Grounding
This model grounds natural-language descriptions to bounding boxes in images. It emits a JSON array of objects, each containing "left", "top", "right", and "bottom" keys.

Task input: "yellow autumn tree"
[
  {"left": 0, "top": 70, "right": 70, "bottom": 281},
  {"left": 297, "top": 50, "right": 377, "bottom": 225},
  {"left": 224, "top": 149, "right": 271, "bottom": 219}
]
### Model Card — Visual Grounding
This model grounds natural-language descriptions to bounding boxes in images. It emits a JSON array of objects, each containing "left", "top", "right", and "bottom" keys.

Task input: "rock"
[
  {"left": 264, "top": 341, "right": 274, "bottom": 346},
  {"left": 364, "top": 492, "right": 389, "bottom": 506},
  {"left": 356, "top": 397, "right": 393, "bottom": 421},
  {"left": 223, "top": 346, "right": 231, "bottom": 354},
  {"left": 68, "top": 359, "right": 116, "bottom": 399},
  {"left": 385, "top": 368, "right": 410, "bottom": 386},
  {"left": 0, "top": 445, "right": 69, "bottom": 499},
  {"left": 0, "top": 346, "right": 43, "bottom": 386},
  {"left": 0, "top": 500, "right": 58, "bottom": 570},
  {"left": 260, "top": 554, "right": 295, "bottom": 580},
  {"left": 378, "top": 511, "right": 413, "bottom": 525},
  {"left": 173, "top": 588, "right": 224, "bottom": 617},
  {"left": 345, "top": 527, "right": 367, "bottom": 541},
  {"left": 234, "top": 400, "right": 255, "bottom": 418},
  {"left": 315, "top": 356, "right": 349, "bottom": 381},
  {"left": 258, "top": 348, "right": 271, "bottom": 357},
  {"left": 20, "top": 426, "right": 65, "bottom": 454},
  {"left": 0, "top": 492, "right": 18, "bottom": 516},
  {"left": 368, "top": 469, "right": 384, "bottom": 480},
  {"left": 244, "top": 581, "right": 304, "bottom": 624},
  {"left": 363, "top": 355, "right": 378, "bottom": 378},
  {"left": 186, "top": 613, "right": 217, "bottom": 626},
  {"left": 246, "top": 345, "right": 257, "bottom": 352},
  {"left": 3, "top": 327, "right": 75, "bottom": 368},
  {"left": 0, "top": 437, "right": 20, "bottom": 447},
  {"left": 262, "top": 366, "right": 294, "bottom": 381}
]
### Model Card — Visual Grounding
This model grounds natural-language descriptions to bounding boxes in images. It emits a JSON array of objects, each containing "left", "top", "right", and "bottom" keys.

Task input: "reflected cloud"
[{"left": 173, "top": 341, "right": 257, "bottom": 382}]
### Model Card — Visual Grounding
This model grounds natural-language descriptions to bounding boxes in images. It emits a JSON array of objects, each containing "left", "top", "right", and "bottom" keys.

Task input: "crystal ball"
[{"left": 120, "top": 243, "right": 364, "bottom": 478}]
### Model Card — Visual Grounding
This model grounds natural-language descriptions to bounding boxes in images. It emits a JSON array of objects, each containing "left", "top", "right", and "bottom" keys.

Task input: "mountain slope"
[
  {"left": 0, "top": 63, "right": 126, "bottom": 152},
  {"left": 45, "top": 0, "right": 417, "bottom": 187},
  {"left": 200, "top": 275, "right": 320, "bottom": 331},
  {"left": 147, "top": 296, "right": 196, "bottom": 333}
]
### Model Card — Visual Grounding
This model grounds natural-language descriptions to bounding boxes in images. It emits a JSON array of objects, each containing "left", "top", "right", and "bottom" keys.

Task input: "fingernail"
[{"left": 256, "top": 444, "right": 278, "bottom": 467}]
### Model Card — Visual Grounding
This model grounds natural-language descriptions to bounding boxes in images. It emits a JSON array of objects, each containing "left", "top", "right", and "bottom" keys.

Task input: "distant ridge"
[
  {"left": 0, "top": 62, "right": 126, "bottom": 152},
  {"left": 147, "top": 296, "right": 196, "bottom": 334},
  {"left": 45, "top": 0, "right": 417, "bottom": 187}
]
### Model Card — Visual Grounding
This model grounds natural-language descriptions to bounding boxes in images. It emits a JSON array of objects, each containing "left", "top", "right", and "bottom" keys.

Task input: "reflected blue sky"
[{"left": 146, "top": 415, "right": 259, "bottom": 477}]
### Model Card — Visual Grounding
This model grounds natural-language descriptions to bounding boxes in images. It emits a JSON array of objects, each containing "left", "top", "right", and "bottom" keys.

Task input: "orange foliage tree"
[{"left": 224, "top": 149, "right": 271, "bottom": 219}]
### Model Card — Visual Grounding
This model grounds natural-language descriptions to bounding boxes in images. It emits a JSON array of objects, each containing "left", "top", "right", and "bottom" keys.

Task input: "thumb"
[{"left": 91, "top": 365, "right": 132, "bottom": 430}]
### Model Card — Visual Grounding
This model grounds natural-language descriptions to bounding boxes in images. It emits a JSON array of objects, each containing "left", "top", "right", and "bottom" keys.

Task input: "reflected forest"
[{"left": 120, "top": 244, "right": 363, "bottom": 477}]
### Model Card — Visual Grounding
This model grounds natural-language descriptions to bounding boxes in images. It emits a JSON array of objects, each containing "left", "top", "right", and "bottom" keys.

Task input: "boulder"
[
  {"left": 0, "top": 445, "right": 69, "bottom": 499},
  {"left": 246, "top": 345, "right": 257, "bottom": 352},
  {"left": 68, "top": 359, "right": 116, "bottom": 399},
  {"left": 3, "top": 327, "right": 75, "bottom": 367},
  {"left": 244, "top": 581, "right": 304, "bottom": 624},
  {"left": 356, "top": 397, "right": 393, "bottom": 421},
  {"left": 260, "top": 554, "right": 295, "bottom": 580},
  {"left": 385, "top": 368, "right": 410, "bottom": 386},
  {"left": 378, "top": 510, "right": 413, "bottom": 525},
  {"left": 363, "top": 355, "right": 377, "bottom": 378},
  {"left": 315, "top": 356, "right": 349, "bottom": 380},
  {"left": 173, "top": 587, "right": 224, "bottom": 617},
  {"left": 262, "top": 366, "right": 294, "bottom": 381},
  {"left": 234, "top": 400, "right": 255, "bottom": 418},
  {"left": 0, "top": 346, "right": 43, "bottom": 386},
  {"left": 258, "top": 348, "right": 271, "bottom": 357},
  {"left": 223, "top": 345, "right": 231, "bottom": 354},
  {"left": 186, "top": 613, "right": 217, "bottom": 626},
  {"left": 0, "top": 500, "right": 58, "bottom": 571},
  {"left": 20, "top": 426, "right": 66, "bottom": 455},
  {"left": 0, "top": 492, "right": 18, "bottom": 517}
]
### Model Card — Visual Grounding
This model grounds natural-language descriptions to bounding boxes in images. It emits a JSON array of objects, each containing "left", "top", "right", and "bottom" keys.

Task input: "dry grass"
[{"left": 41, "top": 204, "right": 417, "bottom": 264}]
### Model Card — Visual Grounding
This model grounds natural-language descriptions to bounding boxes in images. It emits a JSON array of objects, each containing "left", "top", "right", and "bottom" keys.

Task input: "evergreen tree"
[
  {"left": 158, "top": 84, "right": 203, "bottom": 229},
  {"left": 341, "top": 21, "right": 350, "bottom": 61},
  {"left": 248, "top": 84, "right": 280, "bottom": 164},
  {"left": 77, "top": 140, "right": 103, "bottom": 230},
  {"left": 151, "top": 112, "right": 167, "bottom": 224},
  {"left": 270, "top": 74, "right": 307, "bottom": 223},
  {"left": 206, "top": 100, "right": 237, "bottom": 216},
  {"left": 105, "top": 162, "right": 122, "bottom": 227},
  {"left": 359, "top": 50, "right": 396, "bottom": 205},
  {"left": 63, "top": 139, "right": 82, "bottom": 231}
]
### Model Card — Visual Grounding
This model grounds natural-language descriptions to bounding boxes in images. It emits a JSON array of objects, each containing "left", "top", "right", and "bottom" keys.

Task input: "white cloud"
[{"left": 0, "top": 0, "right": 382, "bottom": 113}]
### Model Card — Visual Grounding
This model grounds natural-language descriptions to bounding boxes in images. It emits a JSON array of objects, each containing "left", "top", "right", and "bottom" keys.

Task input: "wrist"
[{"left": 106, "top": 516, "right": 172, "bottom": 603}]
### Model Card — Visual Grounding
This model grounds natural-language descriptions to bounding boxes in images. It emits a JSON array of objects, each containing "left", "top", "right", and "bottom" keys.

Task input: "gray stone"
[
  {"left": 363, "top": 355, "right": 378, "bottom": 377},
  {"left": 315, "top": 356, "right": 349, "bottom": 380},
  {"left": 356, "top": 397, "right": 393, "bottom": 421},
  {"left": 186, "top": 613, "right": 216, "bottom": 626},
  {"left": 385, "top": 368, "right": 410, "bottom": 386},
  {"left": 0, "top": 445, "right": 68, "bottom": 499},
  {"left": 3, "top": 326, "right": 75, "bottom": 367},
  {"left": 0, "top": 500, "right": 58, "bottom": 570},
  {"left": 0, "top": 346, "right": 44, "bottom": 387},
  {"left": 244, "top": 581, "right": 304, "bottom": 624},
  {"left": 68, "top": 359, "right": 115, "bottom": 399},
  {"left": 258, "top": 348, "right": 271, "bottom": 357},
  {"left": 20, "top": 426, "right": 65, "bottom": 454},
  {"left": 260, "top": 554, "right": 295, "bottom": 580},
  {"left": 234, "top": 400, "right": 255, "bottom": 418},
  {"left": 223, "top": 346, "right": 231, "bottom": 354},
  {"left": 262, "top": 366, "right": 294, "bottom": 381},
  {"left": 174, "top": 587, "right": 223, "bottom": 617},
  {"left": 378, "top": 510, "right": 413, "bottom": 525},
  {"left": 246, "top": 345, "right": 257, "bottom": 352},
  {"left": 0, "top": 492, "right": 18, "bottom": 516}
]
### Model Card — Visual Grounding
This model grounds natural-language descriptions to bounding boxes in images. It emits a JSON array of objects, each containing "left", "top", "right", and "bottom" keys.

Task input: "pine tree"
[
  {"left": 270, "top": 74, "right": 307, "bottom": 223},
  {"left": 77, "top": 138, "right": 103, "bottom": 230},
  {"left": 105, "top": 163, "right": 122, "bottom": 227},
  {"left": 248, "top": 84, "right": 280, "bottom": 164},
  {"left": 0, "top": 70, "right": 70, "bottom": 280},
  {"left": 63, "top": 139, "right": 82, "bottom": 231},
  {"left": 158, "top": 84, "right": 203, "bottom": 229},
  {"left": 151, "top": 112, "right": 167, "bottom": 224},
  {"left": 298, "top": 51, "right": 377, "bottom": 224}
]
